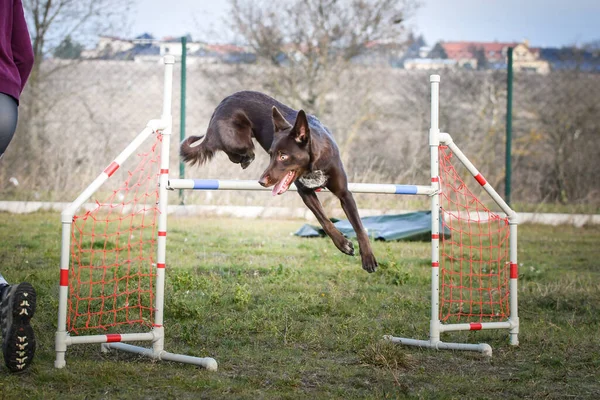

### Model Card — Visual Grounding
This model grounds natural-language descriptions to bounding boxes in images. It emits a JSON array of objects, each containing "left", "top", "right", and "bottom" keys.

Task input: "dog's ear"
[
  {"left": 272, "top": 107, "right": 292, "bottom": 132},
  {"left": 291, "top": 110, "right": 310, "bottom": 144}
]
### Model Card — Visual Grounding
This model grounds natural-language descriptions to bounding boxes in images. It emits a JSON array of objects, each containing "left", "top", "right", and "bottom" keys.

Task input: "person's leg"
[
  {"left": 0, "top": 92, "right": 19, "bottom": 159},
  {"left": 0, "top": 277, "right": 37, "bottom": 372},
  {"left": 0, "top": 94, "right": 36, "bottom": 372}
]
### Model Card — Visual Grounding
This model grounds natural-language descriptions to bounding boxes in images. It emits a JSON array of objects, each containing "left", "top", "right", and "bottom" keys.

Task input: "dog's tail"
[{"left": 180, "top": 135, "right": 215, "bottom": 166}]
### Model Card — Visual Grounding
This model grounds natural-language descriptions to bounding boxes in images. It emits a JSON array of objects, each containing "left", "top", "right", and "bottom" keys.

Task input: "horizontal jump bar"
[{"left": 168, "top": 179, "right": 435, "bottom": 195}]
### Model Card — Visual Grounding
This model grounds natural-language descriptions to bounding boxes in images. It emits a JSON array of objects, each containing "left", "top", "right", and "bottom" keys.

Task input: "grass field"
[{"left": 0, "top": 213, "right": 599, "bottom": 399}]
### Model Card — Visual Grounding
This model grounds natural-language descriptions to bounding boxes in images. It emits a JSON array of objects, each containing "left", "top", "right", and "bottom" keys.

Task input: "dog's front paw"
[
  {"left": 332, "top": 236, "right": 354, "bottom": 256},
  {"left": 340, "top": 239, "right": 355, "bottom": 256},
  {"left": 361, "top": 253, "right": 378, "bottom": 273}
]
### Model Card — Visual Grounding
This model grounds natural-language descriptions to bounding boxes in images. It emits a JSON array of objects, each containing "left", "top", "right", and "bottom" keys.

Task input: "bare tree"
[
  {"left": 221, "top": 0, "right": 420, "bottom": 176},
  {"left": 227, "top": 0, "right": 420, "bottom": 113},
  {"left": 519, "top": 71, "right": 600, "bottom": 204},
  {"left": 24, "top": 1, "right": 132, "bottom": 65},
  {"left": 2, "top": 0, "right": 135, "bottom": 190},
  {"left": 582, "top": 39, "right": 600, "bottom": 52},
  {"left": 23, "top": 0, "right": 133, "bottom": 101}
]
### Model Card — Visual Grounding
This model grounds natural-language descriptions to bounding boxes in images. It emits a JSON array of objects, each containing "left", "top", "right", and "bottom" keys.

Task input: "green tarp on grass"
[{"left": 295, "top": 211, "right": 451, "bottom": 241}]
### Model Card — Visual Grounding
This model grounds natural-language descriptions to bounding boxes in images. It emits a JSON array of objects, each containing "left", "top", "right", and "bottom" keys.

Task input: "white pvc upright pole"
[
  {"left": 509, "top": 223, "right": 519, "bottom": 345},
  {"left": 153, "top": 55, "right": 175, "bottom": 355},
  {"left": 429, "top": 75, "right": 441, "bottom": 345},
  {"left": 149, "top": 55, "right": 217, "bottom": 370},
  {"left": 54, "top": 222, "right": 72, "bottom": 368}
]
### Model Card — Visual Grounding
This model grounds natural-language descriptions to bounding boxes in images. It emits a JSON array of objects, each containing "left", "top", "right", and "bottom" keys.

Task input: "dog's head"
[{"left": 259, "top": 107, "right": 311, "bottom": 195}]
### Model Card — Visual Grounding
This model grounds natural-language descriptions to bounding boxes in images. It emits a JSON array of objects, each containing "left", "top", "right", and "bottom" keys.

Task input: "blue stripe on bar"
[
  {"left": 193, "top": 179, "right": 219, "bottom": 190},
  {"left": 395, "top": 185, "right": 418, "bottom": 195}
]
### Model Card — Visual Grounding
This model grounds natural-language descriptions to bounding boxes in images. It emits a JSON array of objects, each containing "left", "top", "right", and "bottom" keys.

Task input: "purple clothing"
[{"left": 0, "top": 0, "right": 34, "bottom": 104}]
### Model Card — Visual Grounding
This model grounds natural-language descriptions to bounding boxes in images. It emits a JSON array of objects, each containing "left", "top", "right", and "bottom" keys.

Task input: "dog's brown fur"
[{"left": 181, "top": 91, "right": 377, "bottom": 273}]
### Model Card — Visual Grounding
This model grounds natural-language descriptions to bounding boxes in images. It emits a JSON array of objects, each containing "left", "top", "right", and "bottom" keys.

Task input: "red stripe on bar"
[
  {"left": 158, "top": 231, "right": 167, "bottom": 237},
  {"left": 474, "top": 173, "right": 487, "bottom": 186},
  {"left": 470, "top": 323, "right": 482, "bottom": 331},
  {"left": 431, "top": 177, "right": 439, "bottom": 182},
  {"left": 510, "top": 263, "right": 518, "bottom": 279},
  {"left": 160, "top": 169, "right": 169, "bottom": 174},
  {"left": 432, "top": 262, "right": 439, "bottom": 268},
  {"left": 157, "top": 263, "right": 165, "bottom": 269},
  {"left": 432, "top": 234, "right": 440, "bottom": 239},
  {"left": 60, "top": 269, "right": 69, "bottom": 286},
  {"left": 106, "top": 334, "right": 122, "bottom": 343},
  {"left": 152, "top": 324, "right": 163, "bottom": 328},
  {"left": 104, "top": 161, "right": 119, "bottom": 177}
]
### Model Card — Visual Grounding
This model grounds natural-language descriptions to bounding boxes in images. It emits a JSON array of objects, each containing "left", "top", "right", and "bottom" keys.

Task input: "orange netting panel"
[
  {"left": 439, "top": 146, "right": 510, "bottom": 323},
  {"left": 68, "top": 136, "right": 161, "bottom": 334}
]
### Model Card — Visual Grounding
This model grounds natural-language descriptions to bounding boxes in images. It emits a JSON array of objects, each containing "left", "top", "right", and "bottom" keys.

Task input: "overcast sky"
[{"left": 132, "top": 0, "right": 600, "bottom": 48}]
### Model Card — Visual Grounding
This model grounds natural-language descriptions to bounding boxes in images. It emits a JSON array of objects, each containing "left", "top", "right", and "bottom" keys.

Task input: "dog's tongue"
[{"left": 272, "top": 171, "right": 295, "bottom": 196}]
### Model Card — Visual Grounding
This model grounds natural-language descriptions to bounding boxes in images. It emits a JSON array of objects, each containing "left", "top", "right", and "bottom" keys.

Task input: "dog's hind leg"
[
  {"left": 296, "top": 187, "right": 355, "bottom": 257},
  {"left": 216, "top": 111, "right": 256, "bottom": 169},
  {"left": 225, "top": 151, "right": 255, "bottom": 169}
]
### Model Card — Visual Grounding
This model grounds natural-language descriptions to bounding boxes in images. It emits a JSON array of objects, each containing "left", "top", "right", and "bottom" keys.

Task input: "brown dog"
[{"left": 180, "top": 91, "right": 377, "bottom": 273}]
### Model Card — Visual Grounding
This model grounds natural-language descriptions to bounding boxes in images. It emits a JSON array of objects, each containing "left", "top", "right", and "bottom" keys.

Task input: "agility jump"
[{"left": 55, "top": 56, "right": 518, "bottom": 370}]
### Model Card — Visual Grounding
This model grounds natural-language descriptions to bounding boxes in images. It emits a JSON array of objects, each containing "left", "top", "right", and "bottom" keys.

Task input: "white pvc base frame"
[
  {"left": 101, "top": 343, "right": 218, "bottom": 371},
  {"left": 384, "top": 337, "right": 493, "bottom": 357},
  {"left": 54, "top": 56, "right": 217, "bottom": 371}
]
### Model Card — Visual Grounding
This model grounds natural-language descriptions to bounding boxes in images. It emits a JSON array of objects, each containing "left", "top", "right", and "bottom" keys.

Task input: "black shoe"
[{"left": 0, "top": 282, "right": 37, "bottom": 372}]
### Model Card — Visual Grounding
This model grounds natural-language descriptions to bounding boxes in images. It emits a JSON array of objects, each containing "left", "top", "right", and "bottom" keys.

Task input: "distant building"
[
  {"left": 539, "top": 47, "right": 600, "bottom": 72},
  {"left": 81, "top": 34, "right": 256, "bottom": 64},
  {"left": 351, "top": 39, "right": 412, "bottom": 67},
  {"left": 201, "top": 43, "right": 256, "bottom": 64},
  {"left": 511, "top": 41, "right": 550, "bottom": 74},
  {"left": 159, "top": 36, "right": 204, "bottom": 59},
  {"left": 438, "top": 40, "right": 549, "bottom": 73},
  {"left": 78, "top": 35, "right": 598, "bottom": 74},
  {"left": 81, "top": 35, "right": 135, "bottom": 59},
  {"left": 404, "top": 40, "right": 551, "bottom": 74},
  {"left": 403, "top": 58, "right": 457, "bottom": 71}
]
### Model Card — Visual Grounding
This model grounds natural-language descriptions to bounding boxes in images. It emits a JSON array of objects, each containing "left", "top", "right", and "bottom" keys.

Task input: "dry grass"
[{"left": 0, "top": 213, "right": 599, "bottom": 398}]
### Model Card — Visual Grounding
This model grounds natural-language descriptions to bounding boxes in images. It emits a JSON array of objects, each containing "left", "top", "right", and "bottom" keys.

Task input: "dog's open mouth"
[{"left": 272, "top": 171, "right": 296, "bottom": 196}]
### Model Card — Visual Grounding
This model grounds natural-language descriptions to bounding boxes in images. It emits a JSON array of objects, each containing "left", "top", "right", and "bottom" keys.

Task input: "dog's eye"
[{"left": 279, "top": 153, "right": 288, "bottom": 161}]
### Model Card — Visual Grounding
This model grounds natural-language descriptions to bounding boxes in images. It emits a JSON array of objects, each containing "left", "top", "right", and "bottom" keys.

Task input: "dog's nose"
[{"left": 258, "top": 175, "right": 270, "bottom": 187}]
